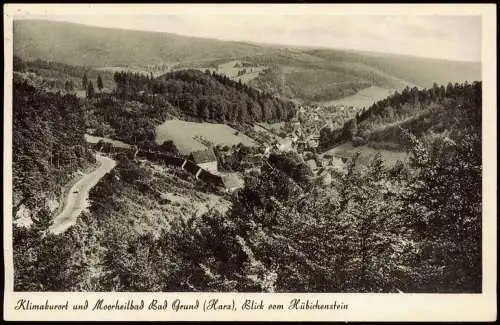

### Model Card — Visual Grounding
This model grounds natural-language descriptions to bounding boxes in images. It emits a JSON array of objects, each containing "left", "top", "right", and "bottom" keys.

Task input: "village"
[{"left": 84, "top": 100, "right": 361, "bottom": 195}]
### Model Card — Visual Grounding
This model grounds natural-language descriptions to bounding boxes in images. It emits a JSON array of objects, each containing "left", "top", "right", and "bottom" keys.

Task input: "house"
[
  {"left": 318, "top": 168, "right": 332, "bottom": 186},
  {"left": 246, "top": 154, "right": 265, "bottom": 165},
  {"left": 307, "top": 138, "right": 319, "bottom": 148},
  {"left": 189, "top": 148, "right": 218, "bottom": 173},
  {"left": 244, "top": 167, "right": 261, "bottom": 175},
  {"left": 330, "top": 156, "right": 348, "bottom": 174},
  {"left": 290, "top": 117, "right": 301, "bottom": 129},
  {"left": 334, "top": 151, "right": 358, "bottom": 164},
  {"left": 305, "top": 159, "right": 319, "bottom": 172},
  {"left": 295, "top": 140, "right": 308, "bottom": 152},
  {"left": 221, "top": 173, "right": 245, "bottom": 192},
  {"left": 277, "top": 137, "right": 293, "bottom": 152}
]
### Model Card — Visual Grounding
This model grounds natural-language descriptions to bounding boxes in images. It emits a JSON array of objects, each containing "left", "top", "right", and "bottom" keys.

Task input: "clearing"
[
  {"left": 155, "top": 119, "right": 257, "bottom": 155},
  {"left": 316, "top": 86, "right": 394, "bottom": 109},
  {"left": 198, "top": 60, "right": 267, "bottom": 84}
]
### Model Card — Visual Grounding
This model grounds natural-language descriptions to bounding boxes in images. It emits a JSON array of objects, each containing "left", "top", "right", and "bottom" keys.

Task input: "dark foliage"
[
  {"left": 113, "top": 69, "right": 296, "bottom": 123},
  {"left": 12, "top": 79, "right": 94, "bottom": 215},
  {"left": 320, "top": 82, "right": 482, "bottom": 149}
]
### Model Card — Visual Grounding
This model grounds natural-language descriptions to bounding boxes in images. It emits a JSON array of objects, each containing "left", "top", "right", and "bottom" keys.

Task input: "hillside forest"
[{"left": 113, "top": 69, "right": 297, "bottom": 123}]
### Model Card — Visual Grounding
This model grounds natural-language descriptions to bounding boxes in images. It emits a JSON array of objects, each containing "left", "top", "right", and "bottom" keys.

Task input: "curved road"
[{"left": 49, "top": 154, "right": 116, "bottom": 234}]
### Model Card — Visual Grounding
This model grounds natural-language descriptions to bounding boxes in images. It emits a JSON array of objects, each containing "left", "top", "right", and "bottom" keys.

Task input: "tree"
[
  {"left": 402, "top": 114, "right": 482, "bottom": 292},
  {"left": 82, "top": 73, "right": 88, "bottom": 90},
  {"left": 342, "top": 118, "right": 358, "bottom": 140},
  {"left": 97, "top": 75, "right": 104, "bottom": 92},
  {"left": 86, "top": 81, "right": 95, "bottom": 99},
  {"left": 160, "top": 140, "right": 179, "bottom": 155},
  {"left": 64, "top": 80, "right": 74, "bottom": 93}
]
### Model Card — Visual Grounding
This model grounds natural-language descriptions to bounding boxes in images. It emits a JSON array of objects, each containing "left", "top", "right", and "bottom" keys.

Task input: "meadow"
[
  {"left": 315, "top": 86, "right": 394, "bottom": 109},
  {"left": 155, "top": 119, "right": 257, "bottom": 155}
]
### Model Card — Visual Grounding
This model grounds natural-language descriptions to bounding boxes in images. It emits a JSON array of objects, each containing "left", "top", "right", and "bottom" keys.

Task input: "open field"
[
  {"left": 209, "top": 60, "right": 267, "bottom": 84},
  {"left": 321, "top": 141, "right": 409, "bottom": 167},
  {"left": 155, "top": 119, "right": 257, "bottom": 155},
  {"left": 316, "top": 86, "right": 394, "bottom": 109}
]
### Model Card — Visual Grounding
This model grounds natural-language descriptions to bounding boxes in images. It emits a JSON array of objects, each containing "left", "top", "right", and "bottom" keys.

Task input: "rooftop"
[
  {"left": 190, "top": 148, "right": 217, "bottom": 164},
  {"left": 305, "top": 159, "right": 318, "bottom": 170}
]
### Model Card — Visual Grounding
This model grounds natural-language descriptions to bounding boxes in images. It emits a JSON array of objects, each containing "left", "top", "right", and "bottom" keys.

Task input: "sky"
[{"left": 15, "top": 12, "right": 482, "bottom": 62}]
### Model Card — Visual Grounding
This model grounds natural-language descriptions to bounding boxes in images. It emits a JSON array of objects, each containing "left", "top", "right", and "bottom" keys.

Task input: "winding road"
[{"left": 49, "top": 154, "right": 116, "bottom": 234}]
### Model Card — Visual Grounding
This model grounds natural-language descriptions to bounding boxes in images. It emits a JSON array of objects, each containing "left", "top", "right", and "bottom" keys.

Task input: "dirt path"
[{"left": 48, "top": 154, "right": 116, "bottom": 234}]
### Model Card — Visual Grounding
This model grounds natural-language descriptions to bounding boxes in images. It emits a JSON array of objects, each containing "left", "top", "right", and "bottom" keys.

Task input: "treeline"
[
  {"left": 14, "top": 56, "right": 114, "bottom": 90},
  {"left": 113, "top": 69, "right": 297, "bottom": 123},
  {"left": 85, "top": 97, "right": 170, "bottom": 147},
  {"left": 248, "top": 66, "right": 295, "bottom": 99},
  {"left": 12, "top": 79, "right": 95, "bottom": 218},
  {"left": 285, "top": 70, "right": 373, "bottom": 102},
  {"left": 320, "top": 81, "right": 482, "bottom": 148}
]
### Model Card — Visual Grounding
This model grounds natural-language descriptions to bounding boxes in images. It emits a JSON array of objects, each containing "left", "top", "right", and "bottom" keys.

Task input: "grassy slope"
[
  {"left": 155, "top": 120, "right": 257, "bottom": 155},
  {"left": 313, "top": 86, "right": 393, "bottom": 109}
]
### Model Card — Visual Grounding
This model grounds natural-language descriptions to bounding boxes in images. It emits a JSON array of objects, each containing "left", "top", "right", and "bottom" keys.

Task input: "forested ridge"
[
  {"left": 113, "top": 69, "right": 297, "bottom": 123},
  {"left": 320, "top": 81, "right": 482, "bottom": 149}
]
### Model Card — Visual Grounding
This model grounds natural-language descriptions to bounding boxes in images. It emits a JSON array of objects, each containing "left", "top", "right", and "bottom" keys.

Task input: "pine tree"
[
  {"left": 86, "top": 81, "right": 95, "bottom": 99},
  {"left": 97, "top": 75, "right": 104, "bottom": 92},
  {"left": 64, "top": 80, "right": 74, "bottom": 93},
  {"left": 82, "top": 73, "right": 88, "bottom": 90}
]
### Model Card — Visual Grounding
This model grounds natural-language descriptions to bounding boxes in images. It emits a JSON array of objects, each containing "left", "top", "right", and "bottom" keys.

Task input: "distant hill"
[
  {"left": 245, "top": 48, "right": 480, "bottom": 103},
  {"left": 13, "top": 19, "right": 482, "bottom": 103},
  {"left": 13, "top": 19, "right": 274, "bottom": 67},
  {"left": 305, "top": 49, "right": 481, "bottom": 88}
]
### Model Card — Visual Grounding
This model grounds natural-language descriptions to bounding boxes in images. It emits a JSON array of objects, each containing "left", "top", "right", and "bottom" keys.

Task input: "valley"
[{"left": 11, "top": 18, "right": 483, "bottom": 294}]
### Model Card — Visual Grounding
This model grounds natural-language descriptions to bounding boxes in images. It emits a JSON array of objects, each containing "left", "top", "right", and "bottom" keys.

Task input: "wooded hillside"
[
  {"left": 12, "top": 79, "right": 95, "bottom": 219},
  {"left": 113, "top": 69, "right": 297, "bottom": 123},
  {"left": 320, "top": 81, "right": 482, "bottom": 149}
]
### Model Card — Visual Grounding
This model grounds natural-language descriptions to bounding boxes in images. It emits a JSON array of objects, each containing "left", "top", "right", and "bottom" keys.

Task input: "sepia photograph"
[{"left": 3, "top": 3, "right": 497, "bottom": 322}]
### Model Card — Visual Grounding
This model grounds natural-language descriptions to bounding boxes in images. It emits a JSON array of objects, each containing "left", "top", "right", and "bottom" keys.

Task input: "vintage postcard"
[{"left": 3, "top": 3, "right": 497, "bottom": 322}]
